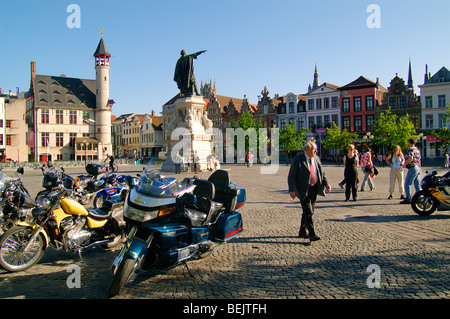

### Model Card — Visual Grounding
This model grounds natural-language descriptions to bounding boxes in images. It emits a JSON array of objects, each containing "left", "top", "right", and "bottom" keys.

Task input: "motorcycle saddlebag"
[{"left": 213, "top": 212, "right": 243, "bottom": 242}]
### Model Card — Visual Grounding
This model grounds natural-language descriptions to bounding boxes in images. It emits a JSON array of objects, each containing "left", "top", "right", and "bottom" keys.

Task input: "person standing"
[
  {"left": 400, "top": 139, "right": 422, "bottom": 204},
  {"left": 344, "top": 144, "right": 359, "bottom": 201},
  {"left": 385, "top": 145, "right": 405, "bottom": 199},
  {"left": 174, "top": 152, "right": 182, "bottom": 174},
  {"left": 288, "top": 141, "right": 332, "bottom": 242},
  {"left": 360, "top": 148, "right": 375, "bottom": 191}
]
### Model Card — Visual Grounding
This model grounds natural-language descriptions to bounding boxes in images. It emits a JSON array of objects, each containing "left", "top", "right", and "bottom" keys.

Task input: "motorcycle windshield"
[
  {"left": 136, "top": 157, "right": 177, "bottom": 197},
  {"left": 0, "top": 172, "right": 11, "bottom": 191}
]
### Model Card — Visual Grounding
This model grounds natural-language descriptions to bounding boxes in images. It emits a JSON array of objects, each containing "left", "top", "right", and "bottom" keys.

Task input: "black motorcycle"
[{"left": 0, "top": 167, "right": 37, "bottom": 231}]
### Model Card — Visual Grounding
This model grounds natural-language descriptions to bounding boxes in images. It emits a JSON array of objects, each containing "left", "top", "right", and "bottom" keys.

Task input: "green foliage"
[
  {"left": 279, "top": 122, "right": 309, "bottom": 154},
  {"left": 322, "top": 122, "right": 358, "bottom": 153},
  {"left": 371, "top": 107, "right": 416, "bottom": 150}
]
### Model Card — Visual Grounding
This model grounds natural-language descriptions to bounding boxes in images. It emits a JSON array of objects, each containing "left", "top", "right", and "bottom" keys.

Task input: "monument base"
[{"left": 161, "top": 95, "right": 214, "bottom": 173}]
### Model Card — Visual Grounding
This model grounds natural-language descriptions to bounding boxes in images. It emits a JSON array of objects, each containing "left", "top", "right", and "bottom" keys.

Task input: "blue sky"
[{"left": 1, "top": 0, "right": 449, "bottom": 116}]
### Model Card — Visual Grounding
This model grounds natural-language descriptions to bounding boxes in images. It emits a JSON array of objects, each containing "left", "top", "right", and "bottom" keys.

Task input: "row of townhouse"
[
  {"left": 180, "top": 63, "right": 450, "bottom": 159},
  {"left": 111, "top": 112, "right": 163, "bottom": 159}
]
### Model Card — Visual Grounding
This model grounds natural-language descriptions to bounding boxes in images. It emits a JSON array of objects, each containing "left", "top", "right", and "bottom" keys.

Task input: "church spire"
[
  {"left": 407, "top": 59, "right": 414, "bottom": 89},
  {"left": 313, "top": 61, "right": 320, "bottom": 90}
]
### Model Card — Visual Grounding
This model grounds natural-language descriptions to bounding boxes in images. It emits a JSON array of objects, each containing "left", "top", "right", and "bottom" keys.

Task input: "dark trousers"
[{"left": 299, "top": 184, "right": 318, "bottom": 237}]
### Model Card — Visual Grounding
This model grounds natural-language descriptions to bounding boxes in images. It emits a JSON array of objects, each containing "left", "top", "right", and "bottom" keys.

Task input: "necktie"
[{"left": 310, "top": 158, "right": 316, "bottom": 186}]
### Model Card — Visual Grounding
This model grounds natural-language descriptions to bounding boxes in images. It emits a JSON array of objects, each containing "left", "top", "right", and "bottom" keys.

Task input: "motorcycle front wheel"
[
  {"left": 0, "top": 226, "right": 46, "bottom": 272},
  {"left": 411, "top": 191, "right": 438, "bottom": 216},
  {"left": 109, "top": 254, "right": 144, "bottom": 297}
]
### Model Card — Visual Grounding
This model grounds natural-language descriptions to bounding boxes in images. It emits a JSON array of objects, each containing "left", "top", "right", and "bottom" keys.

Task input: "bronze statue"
[{"left": 174, "top": 49, "right": 206, "bottom": 97}]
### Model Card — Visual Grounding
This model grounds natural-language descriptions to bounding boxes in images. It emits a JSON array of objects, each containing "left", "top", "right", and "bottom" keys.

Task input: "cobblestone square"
[{"left": 0, "top": 163, "right": 448, "bottom": 299}]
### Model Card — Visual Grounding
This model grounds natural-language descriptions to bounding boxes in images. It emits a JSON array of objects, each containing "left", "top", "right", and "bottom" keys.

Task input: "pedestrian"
[
  {"left": 288, "top": 141, "right": 331, "bottom": 242},
  {"left": 400, "top": 138, "right": 422, "bottom": 204},
  {"left": 194, "top": 151, "right": 200, "bottom": 174},
  {"left": 385, "top": 145, "right": 405, "bottom": 199},
  {"left": 343, "top": 144, "right": 359, "bottom": 201},
  {"left": 249, "top": 151, "right": 254, "bottom": 167},
  {"left": 174, "top": 152, "right": 182, "bottom": 174},
  {"left": 360, "top": 148, "right": 375, "bottom": 191},
  {"left": 445, "top": 153, "right": 449, "bottom": 168},
  {"left": 186, "top": 155, "right": 191, "bottom": 172}
]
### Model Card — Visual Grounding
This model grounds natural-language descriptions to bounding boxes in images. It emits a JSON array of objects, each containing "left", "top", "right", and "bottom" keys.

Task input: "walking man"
[
  {"left": 400, "top": 138, "right": 422, "bottom": 204},
  {"left": 288, "top": 141, "right": 331, "bottom": 241}
]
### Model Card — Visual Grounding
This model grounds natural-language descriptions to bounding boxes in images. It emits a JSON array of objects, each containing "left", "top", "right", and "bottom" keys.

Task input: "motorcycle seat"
[
  {"left": 182, "top": 180, "right": 224, "bottom": 227},
  {"left": 207, "top": 170, "right": 238, "bottom": 213},
  {"left": 102, "top": 199, "right": 123, "bottom": 212},
  {"left": 88, "top": 208, "right": 111, "bottom": 220}
]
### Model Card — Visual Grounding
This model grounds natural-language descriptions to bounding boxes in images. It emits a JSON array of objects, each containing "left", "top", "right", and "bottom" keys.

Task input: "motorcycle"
[
  {"left": 0, "top": 182, "right": 127, "bottom": 272},
  {"left": 108, "top": 168, "right": 246, "bottom": 297},
  {"left": 92, "top": 175, "right": 130, "bottom": 209},
  {"left": 0, "top": 167, "right": 37, "bottom": 231},
  {"left": 411, "top": 170, "right": 450, "bottom": 216},
  {"left": 36, "top": 166, "right": 86, "bottom": 204}
]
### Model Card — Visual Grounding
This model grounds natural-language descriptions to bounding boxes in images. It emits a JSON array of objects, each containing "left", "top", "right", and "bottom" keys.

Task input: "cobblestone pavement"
[{"left": 0, "top": 163, "right": 449, "bottom": 299}]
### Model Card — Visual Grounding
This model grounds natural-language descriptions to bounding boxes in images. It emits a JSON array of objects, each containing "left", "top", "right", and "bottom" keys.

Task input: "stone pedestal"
[{"left": 161, "top": 96, "right": 214, "bottom": 173}]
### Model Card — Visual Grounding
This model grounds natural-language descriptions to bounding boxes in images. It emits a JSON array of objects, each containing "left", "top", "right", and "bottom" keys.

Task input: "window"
[
  {"left": 342, "top": 116, "right": 350, "bottom": 130},
  {"left": 280, "top": 119, "right": 286, "bottom": 130},
  {"left": 354, "top": 97, "right": 362, "bottom": 112},
  {"left": 425, "top": 96, "right": 433, "bottom": 108},
  {"left": 83, "top": 111, "right": 90, "bottom": 121},
  {"left": 41, "top": 109, "right": 49, "bottom": 123},
  {"left": 425, "top": 114, "right": 434, "bottom": 129},
  {"left": 324, "top": 115, "right": 330, "bottom": 127},
  {"left": 389, "top": 97, "right": 397, "bottom": 109},
  {"left": 41, "top": 132, "right": 49, "bottom": 147},
  {"left": 354, "top": 115, "right": 362, "bottom": 132},
  {"left": 289, "top": 102, "right": 295, "bottom": 113},
  {"left": 69, "top": 133, "right": 76, "bottom": 147},
  {"left": 6, "top": 135, "right": 11, "bottom": 146},
  {"left": 366, "top": 115, "right": 374, "bottom": 131},
  {"left": 56, "top": 132, "right": 63, "bottom": 147},
  {"left": 342, "top": 98, "right": 350, "bottom": 112},
  {"left": 56, "top": 109, "right": 63, "bottom": 124},
  {"left": 6, "top": 120, "right": 11, "bottom": 128},
  {"left": 438, "top": 95, "right": 447, "bottom": 108},
  {"left": 308, "top": 116, "right": 315, "bottom": 129},
  {"left": 332, "top": 114, "right": 339, "bottom": 127},
  {"left": 438, "top": 113, "right": 447, "bottom": 128},
  {"left": 316, "top": 98, "right": 322, "bottom": 110},
  {"left": 366, "top": 96, "right": 374, "bottom": 111},
  {"left": 332, "top": 96, "right": 338, "bottom": 108},
  {"left": 399, "top": 96, "right": 407, "bottom": 109},
  {"left": 308, "top": 99, "right": 314, "bottom": 110},
  {"left": 298, "top": 118, "right": 304, "bottom": 129},
  {"left": 69, "top": 110, "right": 77, "bottom": 124},
  {"left": 324, "top": 97, "right": 330, "bottom": 109},
  {"left": 316, "top": 116, "right": 322, "bottom": 128}
]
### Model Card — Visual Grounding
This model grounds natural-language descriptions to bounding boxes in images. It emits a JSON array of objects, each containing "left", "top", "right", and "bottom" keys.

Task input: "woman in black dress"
[{"left": 343, "top": 144, "right": 359, "bottom": 201}]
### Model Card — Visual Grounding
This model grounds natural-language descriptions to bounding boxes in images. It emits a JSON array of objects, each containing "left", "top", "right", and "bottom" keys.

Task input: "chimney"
[{"left": 152, "top": 110, "right": 155, "bottom": 116}]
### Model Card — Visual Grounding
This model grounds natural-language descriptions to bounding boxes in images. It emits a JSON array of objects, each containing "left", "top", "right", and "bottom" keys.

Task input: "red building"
[{"left": 339, "top": 76, "right": 387, "bottom": 134}]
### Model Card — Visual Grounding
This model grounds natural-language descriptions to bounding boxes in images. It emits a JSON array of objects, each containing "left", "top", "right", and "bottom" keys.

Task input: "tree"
[
  {"left": 322, "top": 122, "right": 358, "bottom": 161},
  {"left": 371, "top": 107, "right": 416, "bottom": 151},
  {"left": 279, "top": 122, "right": 309, "bottom": 164}
]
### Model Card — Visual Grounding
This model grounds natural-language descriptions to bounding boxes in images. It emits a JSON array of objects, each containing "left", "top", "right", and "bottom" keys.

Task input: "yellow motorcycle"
[{"left": 0, "top": 186, "right": 126, "bottom": 272}]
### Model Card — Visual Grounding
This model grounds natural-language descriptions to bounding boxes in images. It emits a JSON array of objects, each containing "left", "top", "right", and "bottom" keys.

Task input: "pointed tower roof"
[
  {"left": 94, "top": 37, "right": 110, "bottom": 57},
  {"left": 408, "top": 59, "right": 414, "bottom": 89},
  {"left": 313, "top": 62, "right": 320, "bottom": 90}
]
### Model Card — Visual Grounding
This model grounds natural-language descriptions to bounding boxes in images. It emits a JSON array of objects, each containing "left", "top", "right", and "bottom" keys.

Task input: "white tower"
[{"left": 93, "top": 33, "right": 113, "bottom": 156}]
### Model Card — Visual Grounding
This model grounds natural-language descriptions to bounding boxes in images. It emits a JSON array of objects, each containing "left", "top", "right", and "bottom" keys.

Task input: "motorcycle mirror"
[{"left": 17, "top": 167, "right": 24, "bottom": 175}]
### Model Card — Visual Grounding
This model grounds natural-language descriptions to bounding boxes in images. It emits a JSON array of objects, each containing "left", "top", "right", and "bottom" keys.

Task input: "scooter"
[
  {"left": 108, "top": 169, "right": 246, "bottom": 297},
  {"left": 411, "top": 170, "right": 450, "bottom": 216}
]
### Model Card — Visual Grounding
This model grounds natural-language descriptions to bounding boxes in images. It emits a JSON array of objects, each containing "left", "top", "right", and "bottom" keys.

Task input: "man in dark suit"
[{"left": 288, "top": 141, "right": 331, "bottom": 241}]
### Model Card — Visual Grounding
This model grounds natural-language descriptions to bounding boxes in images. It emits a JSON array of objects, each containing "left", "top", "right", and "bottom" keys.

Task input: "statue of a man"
[{"left": 174, "top": 49, "right": 206, "bottom": 97}]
